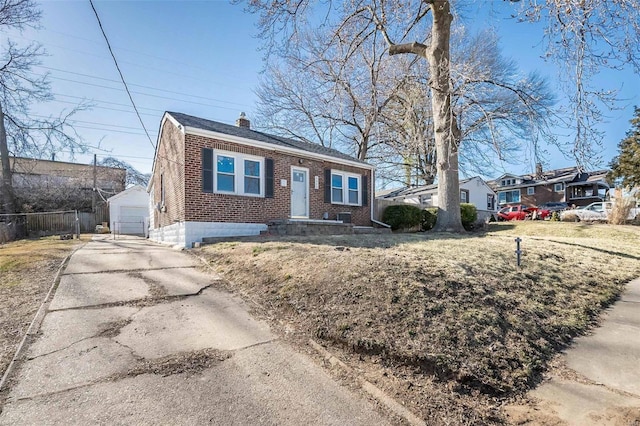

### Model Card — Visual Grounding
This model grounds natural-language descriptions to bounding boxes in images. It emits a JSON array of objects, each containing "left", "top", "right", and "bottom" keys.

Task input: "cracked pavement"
[{"left": 0, "top": 236, "right": 389, "bottom": 425}]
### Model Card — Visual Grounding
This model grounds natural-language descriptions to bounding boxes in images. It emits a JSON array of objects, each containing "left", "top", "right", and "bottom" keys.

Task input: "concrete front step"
[{"left": 353, "top": 226, "right": 392, "bottom": 235}]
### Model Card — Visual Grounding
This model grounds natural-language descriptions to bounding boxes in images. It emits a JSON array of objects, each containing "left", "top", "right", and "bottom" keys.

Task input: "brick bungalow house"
[
  {"left": 148, "top": 112, "right": 375, "bottom": 247},
  {"left": 487, "top": 165, "right": 610, "bottom": 207}
]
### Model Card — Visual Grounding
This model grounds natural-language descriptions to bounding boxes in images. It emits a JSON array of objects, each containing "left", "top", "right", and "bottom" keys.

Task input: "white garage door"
[{"left": 118, "top": 206, "right": 147, "bottom": 235}]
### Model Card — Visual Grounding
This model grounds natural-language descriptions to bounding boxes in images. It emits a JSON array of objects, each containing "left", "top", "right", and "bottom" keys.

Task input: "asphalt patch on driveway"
[
  {"left": 124, "top": 348, "right": 231, "bottom": 378},
  {"left": 127, "top": 271, "right": 168, "bottom": 298},
  {"left": 96, "top": 319, "right": 133, "bottom": 339}
]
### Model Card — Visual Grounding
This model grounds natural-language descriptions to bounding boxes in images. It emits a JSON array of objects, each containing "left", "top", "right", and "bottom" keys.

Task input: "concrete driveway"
[{"left": 0, "top": 236, "right": 389, "bottom": 425}]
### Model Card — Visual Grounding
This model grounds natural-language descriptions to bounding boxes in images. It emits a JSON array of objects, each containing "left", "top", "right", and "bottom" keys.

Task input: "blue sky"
[{"left": 4, "top": 1, "right": 638, "bottom": 182}]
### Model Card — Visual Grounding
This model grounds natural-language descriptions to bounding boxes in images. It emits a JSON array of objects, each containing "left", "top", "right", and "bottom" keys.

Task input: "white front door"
[{"left": 291, "top": 167, "right": 309, "bottom": 218}]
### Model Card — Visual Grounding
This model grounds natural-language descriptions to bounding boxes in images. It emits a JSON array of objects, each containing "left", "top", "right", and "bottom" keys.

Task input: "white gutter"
[
  {"left": 372, "top": 219, "right": 391, "bottom": 228},
  {"left": 370, "top": 168, "right": 375, "bottom": 223},
  {"left": 370, "top": 168, "right": 390, "bottom": 228}
]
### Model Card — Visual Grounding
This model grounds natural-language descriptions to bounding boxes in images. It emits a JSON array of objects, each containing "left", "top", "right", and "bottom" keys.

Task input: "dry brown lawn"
[
  {"left": 0, "top": 237, "right": 83, "bottom": 379},
  {"left": 197, "top": 222, "right": 640, "bottom": 425}
]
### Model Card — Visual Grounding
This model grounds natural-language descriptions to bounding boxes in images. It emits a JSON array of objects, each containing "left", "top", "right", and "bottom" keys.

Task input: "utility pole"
[{"left": 92, "top": 154, "right": 97, "bottom": 215}]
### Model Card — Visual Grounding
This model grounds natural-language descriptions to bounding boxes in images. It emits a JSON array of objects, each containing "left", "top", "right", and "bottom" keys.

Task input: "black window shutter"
[
  {"left": 265, "top": 158, "right": 274, "bottom": 198},
  {"left": 324, "top": 169, "right": 331, "bottom": 203},
  {"left": 202, "top": 148, "right": 213, "bottom": 192},
  {"left": 362, "top": 174, "right": 368, "bottom": 206}
]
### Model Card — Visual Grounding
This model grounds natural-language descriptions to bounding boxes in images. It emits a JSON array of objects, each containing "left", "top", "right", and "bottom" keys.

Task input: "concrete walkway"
[
  {"left": 505, "top": 278, "right": 640, "bottom": 425},
  {"left": 0, "top": 236, "right": 389, "bottom": 425}
]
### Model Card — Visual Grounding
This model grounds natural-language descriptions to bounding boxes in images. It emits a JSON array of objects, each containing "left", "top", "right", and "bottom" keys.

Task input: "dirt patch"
[
  {"left": 127, "top": 271, "right": 168, "bottom": 298},
  {"left": 196, "top": 223, "right": 640, "bottom": 424},
  {"left": 503, "top": 400, "right": 640, "bottom": 426},
  {"left": 96, "top": 319, "right": 133, "bottom": 339},
  {"left": 601, "top": 407, "right": 640, "bottom": 426},
  {"left": 125, "top": 348, "right": 231, "bottom": 378},
  {"left": 502, "top": 402, "right": 566, "bottom": 425},
  {"left": 0, "top": 237, "right": 82, "bottom": 380}
]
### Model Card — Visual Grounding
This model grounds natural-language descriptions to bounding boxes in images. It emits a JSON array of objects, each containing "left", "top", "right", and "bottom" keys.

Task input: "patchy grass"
[
  {"left": 196, "top": 223, "right": 640, "bottom": 424},
  {"left": 0, "top": 236, "right": 83, "bottom": 378}
]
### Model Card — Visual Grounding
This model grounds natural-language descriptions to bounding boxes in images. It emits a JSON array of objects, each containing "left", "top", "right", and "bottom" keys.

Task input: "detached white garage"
[{"left": 107, "top": 185, "right": 150, "bottom": 236}]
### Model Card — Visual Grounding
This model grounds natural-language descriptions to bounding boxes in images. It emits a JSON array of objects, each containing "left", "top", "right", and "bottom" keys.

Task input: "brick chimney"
[
  {"left": 535, "top": 163, "right": 543, "bottom": 179},
  {"left": 236, "top": 112, "right": 250, "bottom": 129}
]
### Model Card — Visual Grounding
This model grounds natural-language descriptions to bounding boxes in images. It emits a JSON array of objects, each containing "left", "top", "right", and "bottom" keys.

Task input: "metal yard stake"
[{"left": 515, "top": 237, "right": 522, "bottom": 267}]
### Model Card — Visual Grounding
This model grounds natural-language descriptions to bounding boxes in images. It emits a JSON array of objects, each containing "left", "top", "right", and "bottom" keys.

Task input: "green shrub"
[
  {"left": 418, "top": 205, "right": 478, "bottom": 231},
  {"left": 421, "top": 208, "right": 438, "bottom": 231},
  {"left": 382, "top": 204, "right": 422, "bottom": 231},
  {"left": 460, "top": 203, "right": 478, "bottom": 230}
]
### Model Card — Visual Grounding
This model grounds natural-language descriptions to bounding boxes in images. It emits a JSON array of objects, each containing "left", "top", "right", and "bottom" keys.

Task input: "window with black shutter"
[
  {"left": 265, "top": 158, "right": 274, "bottom": 198},
  {"left": 362, "top": 175, "right": 368, "bottom": 206},
  {"left": 324, "top": 169, "right": 331, "bottom": 203},
  {"left": 202, "top": 148, "right": 213, "bottom": 193}
]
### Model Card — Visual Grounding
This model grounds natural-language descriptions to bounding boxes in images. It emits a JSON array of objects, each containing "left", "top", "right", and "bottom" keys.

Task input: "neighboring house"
[
  {"left": 148, "top": 112, "right": 374, "bottom": 248},
  {"left": 376, "top": 176, "right": 497, "bottom": 221},
  {"left": 6, "top": 156, "right": 126, "bottom": 213},
  {"left": 107, "top": 185, "right": 149, "bottom": 236},
  {"left": 487, "top": 165, "right": 610, "bottom": 208}
]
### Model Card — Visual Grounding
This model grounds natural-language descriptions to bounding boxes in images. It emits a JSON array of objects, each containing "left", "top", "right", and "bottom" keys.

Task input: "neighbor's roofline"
[
  {"left": 378, "top": 176, "right": 495, "bottom": 199},
  {"left": 10, "top": 155, "right": 126, "bottom": 172},
  {"left": 107, "top": 184, "right": 146, "bottom": 203}
]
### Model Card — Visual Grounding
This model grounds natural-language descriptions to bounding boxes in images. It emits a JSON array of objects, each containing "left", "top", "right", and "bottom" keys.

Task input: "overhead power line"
[
  {"left": 89, "top": 0, "right": 155, "bottom": 150},
  {"left": 51, "top": 97, "right": 159, "bottom": 117},
  {"left": 44, "top": 73, "right": 246, "bottom": 111},
  {"left": 38, "top": 65, "right": 253, "bottom": 109},
  {"left": 29, "top": 113, "right": 158, "bottom": 132},
  {"left": 10, "top": 31, "right": 249, "bottom": 93},
  {"left": 52, "top": 93, "right": 165, "bottom": 113},
  {"left": 73, "top": 124, "right": 158, "bottom": 136}
]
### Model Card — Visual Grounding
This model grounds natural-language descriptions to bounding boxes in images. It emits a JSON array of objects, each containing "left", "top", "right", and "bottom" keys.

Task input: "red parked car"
[{"left": 497, "top": 204, "right": 551, "bottom": 221}]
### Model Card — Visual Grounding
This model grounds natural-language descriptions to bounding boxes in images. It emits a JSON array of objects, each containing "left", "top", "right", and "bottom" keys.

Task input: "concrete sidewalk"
[
  {"left": 506, "top": 277, "right": 640, "bottom": 425},
  {"left": 0, "top": 236, "right": 390, "bottom": 425}
]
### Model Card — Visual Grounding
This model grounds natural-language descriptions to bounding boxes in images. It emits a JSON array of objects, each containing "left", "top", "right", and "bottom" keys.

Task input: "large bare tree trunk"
[
  {"left": 0, "top": 102, "right": 17, "bottom": 215},
  {"left": 427, "top": 1, "right": 463, "bottom": 232},
  {"left": 388, "top": 1, "right": 463, "bottom": 231}
]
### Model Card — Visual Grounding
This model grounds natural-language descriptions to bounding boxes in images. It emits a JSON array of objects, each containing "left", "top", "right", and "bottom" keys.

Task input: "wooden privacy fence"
[
  {"left": 0, "top": 205, "right": 109, "bottom": 240},
  {"left": 25, "top": 210, "right": 79, "bottom": 236}
]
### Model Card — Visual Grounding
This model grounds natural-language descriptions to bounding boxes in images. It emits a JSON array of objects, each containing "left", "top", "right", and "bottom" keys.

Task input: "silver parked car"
[{"left": 560, "top": 201, "right": 640, "bottom": 222}]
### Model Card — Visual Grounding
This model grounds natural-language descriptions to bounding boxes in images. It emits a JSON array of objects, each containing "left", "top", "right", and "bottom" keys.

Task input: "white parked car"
[{"left": 560, "top": 201, "right": 640, "bottom": 222}]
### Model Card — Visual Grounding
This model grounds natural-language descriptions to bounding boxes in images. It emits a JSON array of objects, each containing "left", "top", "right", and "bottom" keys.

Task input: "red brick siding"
[
  {"left": 183, "top": 134, "right": 372, "bottom": 226},
  {"left": 150, "top": 119, "right": 185, "bottom": 229},
  {"left": 521, "top": 185, "right": 565, "bottom": 206}
]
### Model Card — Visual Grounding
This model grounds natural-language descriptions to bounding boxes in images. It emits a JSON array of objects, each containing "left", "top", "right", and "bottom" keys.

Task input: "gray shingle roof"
[
  {"left": 487, "top": 167, "right": 610, "bottom": 190},
  {"left": 377, "top": 177, "right": 477, "bottom": 199},
  {"left": 167, "top": 112, "right": 367, "bottom": 165}
]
